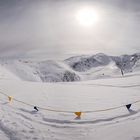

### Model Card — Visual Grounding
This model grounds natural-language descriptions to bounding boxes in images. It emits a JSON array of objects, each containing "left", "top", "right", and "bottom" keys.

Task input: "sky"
[{"left": 0, "top": 0, "right": 140, "bottom": 59}]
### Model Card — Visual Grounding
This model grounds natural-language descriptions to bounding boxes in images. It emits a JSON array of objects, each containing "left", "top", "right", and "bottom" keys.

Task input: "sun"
[{"left": 76, "top": 8, "right": 98, "bottom": 27}]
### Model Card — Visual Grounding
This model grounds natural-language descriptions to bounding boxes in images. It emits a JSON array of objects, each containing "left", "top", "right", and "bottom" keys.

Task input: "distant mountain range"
[{"left": 0, "top": 53, "right": 140, "bottom": 82}]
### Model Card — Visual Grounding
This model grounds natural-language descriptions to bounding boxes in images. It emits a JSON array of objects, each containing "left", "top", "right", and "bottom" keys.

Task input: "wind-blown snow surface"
[{"left": 0, "top": 54, "right": 140, "bottom": 139}]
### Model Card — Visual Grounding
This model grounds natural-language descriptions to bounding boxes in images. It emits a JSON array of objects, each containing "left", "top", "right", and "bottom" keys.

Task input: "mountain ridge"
[{"left": 0, "top": 53, "right": 140, "bottom": 82}]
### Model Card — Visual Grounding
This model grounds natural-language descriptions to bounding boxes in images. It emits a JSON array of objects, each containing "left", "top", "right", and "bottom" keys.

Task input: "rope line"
[
  {"left": 0, "top": 91, "right": 74, "bottom": 113},
  {"left": 0, "top": 90, "right": 140, "bottom": 114}
]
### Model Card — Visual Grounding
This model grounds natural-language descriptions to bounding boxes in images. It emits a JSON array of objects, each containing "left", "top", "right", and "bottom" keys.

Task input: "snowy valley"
[
  {"left": 0, "top": 53, "right": 140, "bottom": 140},
  {"left": 0, "top": 53, "right": 140, "bottom": 82}
]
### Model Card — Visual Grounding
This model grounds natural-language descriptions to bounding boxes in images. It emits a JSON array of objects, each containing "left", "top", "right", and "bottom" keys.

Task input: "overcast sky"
[{"left": 0, "top": 0, "right": 140, "bottom": 59}]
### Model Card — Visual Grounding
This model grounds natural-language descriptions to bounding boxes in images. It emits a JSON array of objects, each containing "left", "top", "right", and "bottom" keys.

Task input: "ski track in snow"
[
  {"left": 1, "top": 85, "right": 140, "bottom": 140},
  {"left": 1, "top": 99, "right": 140, "bottom": 140},
  {"left": 0, "top": 55, "right": 140, "bottom": 140}
]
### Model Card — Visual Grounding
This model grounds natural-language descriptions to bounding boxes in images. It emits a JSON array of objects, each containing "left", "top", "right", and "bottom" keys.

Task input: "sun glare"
[{"left": 76, "top": 8, "right": 98, "bottom": 27}]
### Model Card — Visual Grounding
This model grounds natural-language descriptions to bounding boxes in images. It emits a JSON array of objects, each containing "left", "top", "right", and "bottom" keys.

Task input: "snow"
[
  {"left": 1, "top": 53, "right": 140, "bottom": 83},
  {"left": 0, "top": 53, "right": 140, "bottom": 140}
]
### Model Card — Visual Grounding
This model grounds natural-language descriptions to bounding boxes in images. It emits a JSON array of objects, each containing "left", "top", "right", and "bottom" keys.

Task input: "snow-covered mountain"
[
  {"left": 0, "top": 53, "right": 140, "bottom": 140},
  {"left": 0, "top": 53, "right": 140, "bottom": 82},
  {"left": 0, "top": 61, "right": 140, "bottom": 140},
  {"left": 0, "top": 60, "right": 80, "bottom": 82},
  {"left": 65, "top": 53, "right": 140, "bottom": 72},
  {"left": 65, "top": 53, "right": 112, "bottom": 72}
]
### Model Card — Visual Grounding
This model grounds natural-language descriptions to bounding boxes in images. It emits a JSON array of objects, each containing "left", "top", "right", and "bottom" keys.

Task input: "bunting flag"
[
  {"left": 74, "top": 112, "right": 82, "bottom": 117},
  {"left": 34, "top": 106, "right": 39, "bottom": 111},
  {"left": 1, "top": 90, "right": 140, "bottom": 117},
  {"left": 126, "top": 104, "right": 132, "bottom": 110},
  {"left": 8, "top": 96, "right": 12, "bottom": 102}
]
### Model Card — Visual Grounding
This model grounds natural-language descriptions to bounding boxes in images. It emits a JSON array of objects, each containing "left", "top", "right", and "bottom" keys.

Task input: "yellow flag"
[
  {"left": 8, "top": 96, "right": 12, "bottom": 102},
  {"left": 74, "top": 112, "right": 82, "bottom": 117}
]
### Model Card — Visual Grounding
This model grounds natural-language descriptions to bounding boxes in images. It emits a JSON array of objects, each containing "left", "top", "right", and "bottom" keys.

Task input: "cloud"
[{"left": 0, "top": 0, "right": 140, "bottom": 59}]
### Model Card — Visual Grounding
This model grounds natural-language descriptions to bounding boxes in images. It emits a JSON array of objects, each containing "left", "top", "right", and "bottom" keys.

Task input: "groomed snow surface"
[{"left": 0, "top": 53, "right": 140, "bottom": 140}]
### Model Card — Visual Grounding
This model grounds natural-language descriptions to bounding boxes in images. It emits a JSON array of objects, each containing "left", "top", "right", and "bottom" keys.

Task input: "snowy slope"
[
  {"left": 1, "top": 53, "right": 140, "bottom": 83},
  {"left": 0, "top": 60, "right": 80, "bottom": 82},
  {"left": 36, "top": 60, "right": 80, "bottom": 82},
  {"left": 0, "top": 64, "right": 20, "bottom": 81},
  {"left": 65, "top": 53, "right": 140, "bottom": 73},
  {"left": 0, "top": 67, "right": 140, "bottom": 140},
  {"left": 65, "top": 53, "right": 113, "bottom": 72}
]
